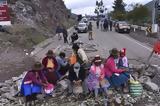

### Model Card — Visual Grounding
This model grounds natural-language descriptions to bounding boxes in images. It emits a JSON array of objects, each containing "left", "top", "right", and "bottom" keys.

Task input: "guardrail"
[{"left": 131, "top": 25, "right": 147, "bottom": 31}]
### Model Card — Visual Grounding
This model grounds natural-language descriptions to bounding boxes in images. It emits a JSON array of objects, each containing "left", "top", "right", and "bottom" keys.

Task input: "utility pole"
[{"left": 152, "top": 0, "right": 156, "bottom": 25}]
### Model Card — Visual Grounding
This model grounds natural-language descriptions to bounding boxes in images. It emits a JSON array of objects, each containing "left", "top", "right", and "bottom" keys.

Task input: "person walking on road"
[
  {"left": 109, "top": 20, "right": 113, "bottom": 31},
  {"left": 88, "top": 22, "right": 93, "bottom": 40},
  {"left": 62, "top": 26, "right": 69, "bottom": 44},
  {"left": 103, "top": 18, "right": 108, "bottom": 31}
]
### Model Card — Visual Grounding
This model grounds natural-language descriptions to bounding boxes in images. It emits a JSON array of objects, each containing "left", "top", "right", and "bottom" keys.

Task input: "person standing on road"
[
  {"left": 109, "top": 20, "right": 113, "bottom": 31},
  {"left": 96, "top": 19, "right": 99, "bottom": 29},
  {"left": 62, "top": 26, "right": 69, "bottom": 44},
  {"left": 56, "top": 25, "right": 62, "bottom": 40},
  {"left": 88, "top": 22, "right": 93, "bottom": 40},
  {"left": 100, "top": 18, "right": 103, "bottom": 31}
]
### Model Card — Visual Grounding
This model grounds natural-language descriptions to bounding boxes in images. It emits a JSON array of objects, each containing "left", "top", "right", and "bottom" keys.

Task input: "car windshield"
[
  {"left": 78, "top": 23, "right": 86, "bottom": 27},
  {"left": 119, "top": 21, "right": 128, "bottom": 25}
]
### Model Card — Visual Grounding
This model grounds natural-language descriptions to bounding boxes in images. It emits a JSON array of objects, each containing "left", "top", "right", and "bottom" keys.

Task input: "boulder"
[
  {"left": 1, "top": 93, "right": 16, "bottom": 101},
  {"left": 144, "top": 81, "right": 159, "bottom": 92},
  {"left": 138, "top": 76, "right": 151, "bottom": 83}
]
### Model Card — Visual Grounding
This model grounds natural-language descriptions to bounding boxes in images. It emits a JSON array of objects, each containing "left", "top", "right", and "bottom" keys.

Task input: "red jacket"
[{"left": 42, "top": 56, "right": 58, "bottom": 70}]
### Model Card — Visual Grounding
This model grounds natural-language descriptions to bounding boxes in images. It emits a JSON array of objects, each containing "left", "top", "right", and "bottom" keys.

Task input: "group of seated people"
[{"left": 20, "top": 43, "right": 130, "bottom": 104}]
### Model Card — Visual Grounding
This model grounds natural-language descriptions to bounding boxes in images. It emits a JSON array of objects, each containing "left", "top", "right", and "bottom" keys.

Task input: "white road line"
[{"left": 120, "top": 33, "right": 152, "bottom": 51}]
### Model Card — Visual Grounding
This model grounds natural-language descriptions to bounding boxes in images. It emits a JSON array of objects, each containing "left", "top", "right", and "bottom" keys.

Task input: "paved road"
[
  {"left": 34, "top": 22, "right": 160, "bottom": 66},
  {"left": 77, "top": 22, "right": 160, "bottom": 65}
]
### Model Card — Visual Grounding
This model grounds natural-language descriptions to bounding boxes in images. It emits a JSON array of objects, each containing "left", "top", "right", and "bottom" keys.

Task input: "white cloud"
[{"left": 63, "top": 0, "right": 152, "bottom": 15}]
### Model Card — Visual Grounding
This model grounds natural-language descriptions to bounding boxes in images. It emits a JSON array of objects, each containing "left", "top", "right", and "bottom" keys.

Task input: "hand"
[{"left": 73, "top": 80, "right": 76, "bottom": 84}]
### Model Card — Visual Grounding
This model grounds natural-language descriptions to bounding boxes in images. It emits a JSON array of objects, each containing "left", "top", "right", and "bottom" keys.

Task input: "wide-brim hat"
[
  {"left": 109, "top": 48, "right": 119, "bottom": 56},
  {"left": 46, "top": 50, "right": 54, "bottom": 57},
  {"left": 32, "top": 62, "right": 43, "bottom": 71}
]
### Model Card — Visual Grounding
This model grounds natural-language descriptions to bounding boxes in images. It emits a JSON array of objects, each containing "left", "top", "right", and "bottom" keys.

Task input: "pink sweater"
[{"left": 104, "top": 57, "right": 124, "bottom": 77}]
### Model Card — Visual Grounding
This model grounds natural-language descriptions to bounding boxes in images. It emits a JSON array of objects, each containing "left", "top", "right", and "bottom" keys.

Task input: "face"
[{"left": 94, "top": 62, "right": 101, "bottom": 66}]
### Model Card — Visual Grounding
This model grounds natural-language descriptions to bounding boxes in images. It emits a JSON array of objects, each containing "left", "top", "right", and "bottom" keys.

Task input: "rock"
[
  {"left": 115, "top": 98, "right": 121, "bottom": 104},
  {"left": 5, "top": 79, "right": 13, "bottom": 85},
  {"left": 144, "top": 81, "right": 159, "bottom": 92},
  {"left": 0, "top": 87, "right": 10, "bottom": 93},
  {"left": 138, "top": 76, "right": 151, "bottom": 83},
  {"left": 1, "top": 93, "right": 16, "bottom": 101},
  {"left": 145, "top": 103, "right": 158, "bottom": 106}
]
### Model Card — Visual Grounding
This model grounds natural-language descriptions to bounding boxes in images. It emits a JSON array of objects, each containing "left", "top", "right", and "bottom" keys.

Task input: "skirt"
[
  {"left": 21, "top": 83, "right": 42, "bottom": 96},
  {"left": 106, "top": 72, "right": 130, "bottom": 87}
]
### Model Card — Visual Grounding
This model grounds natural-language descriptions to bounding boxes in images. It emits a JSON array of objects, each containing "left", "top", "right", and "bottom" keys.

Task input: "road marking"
[{"left": 120, "top": 34, "right": 152, "bottom": 51}]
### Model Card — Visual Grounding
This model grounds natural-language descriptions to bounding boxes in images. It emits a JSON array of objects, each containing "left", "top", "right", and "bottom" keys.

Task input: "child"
[
  {"left": 118, "top": 48, "right": 129, "bottom": 68},
  {"left": 87, "top": 55, "right": 110, "bottom": 98}
]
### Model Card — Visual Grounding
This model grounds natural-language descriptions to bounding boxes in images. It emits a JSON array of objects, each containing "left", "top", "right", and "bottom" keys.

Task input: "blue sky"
[{"left": 63, "top": 0, "right": 152, "bottom": 15}]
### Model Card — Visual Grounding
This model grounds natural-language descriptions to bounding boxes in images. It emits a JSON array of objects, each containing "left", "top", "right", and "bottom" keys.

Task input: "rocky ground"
[{"left": 0, "top": 42, "right": 160, "bottom": 106}]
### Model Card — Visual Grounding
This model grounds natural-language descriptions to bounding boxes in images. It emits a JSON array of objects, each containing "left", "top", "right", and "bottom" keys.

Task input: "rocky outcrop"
[{"left": 9, "top": 0, "right": 74, "bottom": 36}]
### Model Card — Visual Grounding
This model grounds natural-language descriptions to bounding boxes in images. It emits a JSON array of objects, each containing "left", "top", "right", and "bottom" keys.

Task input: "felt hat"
[
  {"left": 32, "top": 62, "right": 43, "bottom": 71},
  {"left": 94, "top": 55, "right": 102, "bottom": 63},
  {"left": 46, "top": 50, "right": 54, "bottom": 57},
  {"left": 109, "top": 48, "right": 119, "bottom": 56}
]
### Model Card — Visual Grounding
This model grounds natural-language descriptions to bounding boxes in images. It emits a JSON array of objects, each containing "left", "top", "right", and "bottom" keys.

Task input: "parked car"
[
  {"left": 115, "top": 21, "right": 131, "bottom": 33},
  {"left": 77, "top": 23, "right": 88, "bottom": 33}
]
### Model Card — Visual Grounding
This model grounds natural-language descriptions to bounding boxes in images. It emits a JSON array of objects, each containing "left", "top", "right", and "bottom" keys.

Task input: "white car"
[{"left": 77, "top": 23, "right": 88, "bottom": 33}]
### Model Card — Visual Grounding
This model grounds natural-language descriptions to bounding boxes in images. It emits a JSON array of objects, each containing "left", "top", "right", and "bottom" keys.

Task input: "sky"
[{"left": 63, "top": 0, "right": 152, "bottom": 15}]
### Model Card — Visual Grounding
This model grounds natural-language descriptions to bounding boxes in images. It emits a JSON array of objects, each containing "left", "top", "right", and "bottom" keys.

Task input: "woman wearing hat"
[
  {"left": 104, "top": 48, "right": 130, "bottom": 92},
  {"left": 42, "top": 50, "right": 58, "bottom": 85},
  {"left": 87, "top": 55, "right": 110, "bottom": 98},
  {"left": 21, "top": 62, "right": 48, "bottom": 105}
]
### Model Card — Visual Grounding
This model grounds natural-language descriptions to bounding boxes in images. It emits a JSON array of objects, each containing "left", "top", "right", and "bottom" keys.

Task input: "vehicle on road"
[
  {"left": 115, "top": 21, "right": 131, "bottom": 33},
  {"left": 77, "top": 23, "right": 88, "bottom": 33}
]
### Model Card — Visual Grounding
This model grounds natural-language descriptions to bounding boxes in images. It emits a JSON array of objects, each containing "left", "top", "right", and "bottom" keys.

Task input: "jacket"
[
  {"left": 42, "top": 56, "right": 58, "bottom": 70},
  {"left": 23, "top": 70, "right": 47, "bottom": 86},
  {"left": 104, "top": 57, "right": 124, "bottom": 77},
  {"left": 56, "top": 56, "right": 68, "bottom": 71},
  {"left": 77, "top": 48, "right": 88, "bottom": 63},
  {"left": 68, "top": 65, "right": 86, "bottom": 82}
]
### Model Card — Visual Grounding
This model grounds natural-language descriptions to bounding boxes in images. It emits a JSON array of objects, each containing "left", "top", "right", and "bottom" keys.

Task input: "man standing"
[
  {"left": 109, "top": 20, "right": 113, "bottom": 31},
  {"left": 62, "top": 26, "right": 68, "bottom": 44},
  {"left": 56, "top": 25, "right": 62, "bottom": 40},
  {"left": 88, "top": 22, "right": 93, "bottom": 40},
  {"left": 96, "top": 19, "right": 99, "bottom": 29}
]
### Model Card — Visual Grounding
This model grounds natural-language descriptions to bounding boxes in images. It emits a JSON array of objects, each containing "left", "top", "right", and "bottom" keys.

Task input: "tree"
[
  {"left": 112, "top": 0, "right": 126, "bottom": 20},
  {"left": 95, "top": 0, "right": 106, "bottom": 17},
  {"left": 127, "top": 3, "right": 149, "bottom": 24}
]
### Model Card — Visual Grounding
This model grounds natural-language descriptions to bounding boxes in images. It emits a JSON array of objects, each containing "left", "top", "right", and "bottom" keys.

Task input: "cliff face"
[
  {"left": 9, "top": 0, "right": 73, "bottom": 36},
  {"left": 0, "top": 0, "right": 76, "bottom": 81}
]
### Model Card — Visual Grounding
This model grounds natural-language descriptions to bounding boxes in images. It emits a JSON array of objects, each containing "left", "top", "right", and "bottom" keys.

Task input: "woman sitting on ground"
[
  {"left": 87, "top": 55, "right": 110, "bottom": 99},
  {"left": 21, "top": 62, "right": 49, "bottom": 105},
  {"left": 42, "top": 50, "right": 58, "bottom": 85},
  {"left": 104, "top": 48, "right": 130, "bottom": 92}
]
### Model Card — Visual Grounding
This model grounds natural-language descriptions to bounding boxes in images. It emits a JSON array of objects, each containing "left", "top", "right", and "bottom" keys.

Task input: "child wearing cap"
[{"left": 87, "top": 55, "right": 110, "bottom": 98}]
